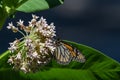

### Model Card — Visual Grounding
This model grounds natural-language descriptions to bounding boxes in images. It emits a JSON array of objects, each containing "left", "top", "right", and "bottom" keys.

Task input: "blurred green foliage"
[{"left": 0, "top": 0, "right": 64, "bottom": 29}]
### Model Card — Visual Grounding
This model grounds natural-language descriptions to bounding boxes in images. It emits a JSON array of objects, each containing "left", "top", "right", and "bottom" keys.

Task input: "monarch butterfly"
[{"left": 53, "top": 39, "right": 86, "bottom": 65}]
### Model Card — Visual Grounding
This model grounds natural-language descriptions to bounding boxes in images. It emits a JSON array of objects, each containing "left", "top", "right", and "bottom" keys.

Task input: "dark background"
[{"left": 0, "top": 0, "right": 120, "bottom": 62}]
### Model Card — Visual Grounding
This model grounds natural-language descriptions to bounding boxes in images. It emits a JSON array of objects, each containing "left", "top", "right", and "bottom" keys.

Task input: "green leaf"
[
  {"left": 0, "top": 40, "right": 120, "bottom": 80},
  {"left": 0, "top": 0, "right": 64, "bottom": 29},
  {"left": 0, "top": 51, "right": 11, "bottom": 68},
  {"left": 16, "top": 0, "right": 64, "bottom": 13}
]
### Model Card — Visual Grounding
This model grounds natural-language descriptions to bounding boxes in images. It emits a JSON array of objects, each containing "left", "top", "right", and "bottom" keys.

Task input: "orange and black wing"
[
  {"left": 73, "top": 48, "right": 86, "bottom": 63},
  {"left": 53, "top": 42, "right": 72, "bottom": 65},
  {"left": 63, "top": 42, "right": 86, "bottom": 63},
  {"left": 53, "top": 40, "right": 85, "bottom": 65}
]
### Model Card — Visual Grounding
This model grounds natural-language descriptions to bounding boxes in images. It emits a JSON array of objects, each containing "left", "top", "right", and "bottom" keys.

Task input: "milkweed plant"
[
  {"left": 0, "top": 0, "right": 120, "bottom": 80},
  {"left": 7, "top": 15, "right": 56, "bottom": 73}
]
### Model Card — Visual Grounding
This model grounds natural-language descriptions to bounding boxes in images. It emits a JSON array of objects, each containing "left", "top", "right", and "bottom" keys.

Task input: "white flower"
[
  {"left": 8, "top": 45, "right": 17, "bottom": 53},
  {"left": 50, "top": 23, "right": 55, "bottom": 30},
  {"left": 24, "top": 38, "right": 33, "bottom": 47},
  {"left": 32, "top": 51, "right": 38, "bottom": 58},
  {"left": 48, "top": 46, "right": 56, "bottom": 52},
  {"left": 28, "top": 14, "right": 39, "bottom": 26},
  {"left": 15, "top": 52, "right": 21, "bottom": 60},
  {"left": 32, "top": 14, "right": 39, "bottom": 19},
  {"left": 39, "top": 47, "right": 45, "bottom": 53},
  {"left": 7, "top": 14, "right": 56, "bottom": 73},
  {"left": 37, "top": 20, "right": 56, "bottom": 38},
  {"left": 40, "top": 17, "right": 46, "bottom": 24},
  {"left": 20, "top": 62, "right": 28, "bottom": 73},
  {"left": 7, "top": 22, "right": 14, "bottom": 29},
  {"left": 8, "top": 40, "right": 19, "bottom": 53},
  {"left": 8, "top": 56, "right": 14, "bottom": 64},
  {"left": 38, "top": 42, "right": 45, "bottom": 53},
  {"left": 7, "top": 22, "right": 19, "bottom": 32},
  {"left": 17, "top": 19, "right": 24, "bottom": 26},
  {"left": 37, "top": 61, "right": 42, "bottom": 64},
  {"left": 8, "top": 46, "right": 17, "bottom": 53}
]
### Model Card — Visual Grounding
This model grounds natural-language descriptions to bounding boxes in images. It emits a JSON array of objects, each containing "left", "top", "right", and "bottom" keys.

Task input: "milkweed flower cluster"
[{"left": 7, "top": 14, "right": 56, "bottom": 73}]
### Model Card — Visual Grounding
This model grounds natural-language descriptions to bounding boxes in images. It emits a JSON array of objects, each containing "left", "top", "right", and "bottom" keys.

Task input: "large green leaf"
[
  {"left": 16, "top": 0, "right": 64, "bottom": 13},
  {"left": 0, "top": 0, "right": 64, "bottom": 29},
  {"left": 0, "top": 40, "right": 120, "bottom": 80}
]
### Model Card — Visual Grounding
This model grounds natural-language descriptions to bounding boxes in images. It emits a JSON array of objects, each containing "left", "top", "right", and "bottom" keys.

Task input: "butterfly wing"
[
  {"left": 54, "top": 40, "right": 86, "bottom": 65},
  {"left": 54, "top": 42, "right": 72, "bottom": 65},
  {"left": 63, "top": 42, "right": 86, "bottom": 63},
  {"left": 73, "top": 48, "right": 86, "bottom": 63}
]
